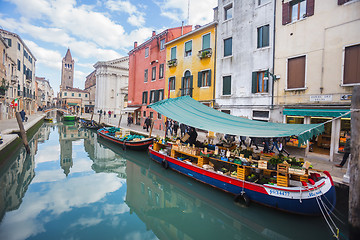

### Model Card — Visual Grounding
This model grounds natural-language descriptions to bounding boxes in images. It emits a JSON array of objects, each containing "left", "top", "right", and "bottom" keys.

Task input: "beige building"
[
  {"left": 84, "top": 70, "right": 96, "bottom": 113},
  {"left": 36, "top": 77, "right": 54, "bottom": 109},
  {"left": 58, "top": 87, "right": 89, "bottom": 114},
  {"left": 274, "top": 0, "right": 360, "bottom": 160},
  {"left": 0, "top": 29, "right": 37, "bottom": 117}
]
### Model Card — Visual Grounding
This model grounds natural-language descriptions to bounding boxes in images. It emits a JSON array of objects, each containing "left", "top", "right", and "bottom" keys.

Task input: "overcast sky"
[{"left": 0, "top": 0, "right": 217, "bottom": 94}]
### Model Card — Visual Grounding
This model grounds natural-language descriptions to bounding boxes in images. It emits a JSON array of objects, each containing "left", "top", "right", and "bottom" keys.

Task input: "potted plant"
[{"left": 0, "top": 79, "right": 9, "bottom": 95}]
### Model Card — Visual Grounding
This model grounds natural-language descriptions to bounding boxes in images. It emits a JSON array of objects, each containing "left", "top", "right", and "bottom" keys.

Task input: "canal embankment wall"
[{"left": 0, "top": 113, "right": 45, "bottom": 161}]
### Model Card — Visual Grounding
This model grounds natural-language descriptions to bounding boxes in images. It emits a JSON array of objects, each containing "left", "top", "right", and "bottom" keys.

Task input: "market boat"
[
  {"left": 63, "top": 115, "right": 76, "bottom": 121},
  {"left": 146, "top": 96, "right": 342, "bottom": 216},
  {"left": 149, "top": 142, "right": 336, "bottom": 215},
  {"left": 97, "top": 127, "right": 154, "bottom": 151}
]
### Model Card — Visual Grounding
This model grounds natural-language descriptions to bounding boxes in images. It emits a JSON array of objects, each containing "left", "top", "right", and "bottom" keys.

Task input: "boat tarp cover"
[{"left": 148, "top": 96, "right": 325, "bottom": 145}]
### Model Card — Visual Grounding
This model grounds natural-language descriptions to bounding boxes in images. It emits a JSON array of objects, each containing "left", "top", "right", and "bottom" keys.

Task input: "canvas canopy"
[{"left": 148, "top": 96, "right": 325, "bottom": 145}]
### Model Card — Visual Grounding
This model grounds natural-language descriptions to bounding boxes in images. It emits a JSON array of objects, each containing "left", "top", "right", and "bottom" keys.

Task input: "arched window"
[{"left": 181, "top": 70, "right": 193, "bottom": 96}]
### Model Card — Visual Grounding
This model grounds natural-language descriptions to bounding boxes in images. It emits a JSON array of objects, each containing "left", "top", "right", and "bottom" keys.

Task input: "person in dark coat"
[
  {"left": 180, "top": 123, "right": 186, "bottom": 137},
  {"left": 173, "top": 121, "right": 179, "bottom": 137},
  {"left": 20, "top": 110, "right": 26, "bottom": 122},
  {"left": 262, "top": 138, "right": 270, "bottom": 153},
  {"left": 187, "top": 127, "right": 198, "bottom": 145},
  {"left": 250, "top": 137, "right": 259, "bottom": 150},
  {"left": 239, "top": 136, "right": 247, "bottom": 147},
  {"left": 145, "top": 117, "right": 151, "bottom": 132},
  {"left": 335, "top": 132, "right": 351, "bottom": 168}
]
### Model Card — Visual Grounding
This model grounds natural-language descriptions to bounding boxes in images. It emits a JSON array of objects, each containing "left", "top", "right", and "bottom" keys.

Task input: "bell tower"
[{"left": 61, "top": 48, "right": 74, "bottom": 90}]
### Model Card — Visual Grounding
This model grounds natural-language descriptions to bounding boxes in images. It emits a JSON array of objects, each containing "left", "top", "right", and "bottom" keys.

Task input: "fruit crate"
[
  {"left": 277, "top": 172, "right": 289, "bottom": 187},
  {"left": 237, "top": 165, "right": 250, "bottom": 180}
]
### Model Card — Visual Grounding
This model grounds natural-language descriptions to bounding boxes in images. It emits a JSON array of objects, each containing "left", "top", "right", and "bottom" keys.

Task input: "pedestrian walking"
[
  {"left": 20, "top": 110, "right": 26, "bottom": 122},
  {"left": 270, "top": 137, "right": 281, "bottom": 153},
  {"left": 180, "top": 123, "right": 186, "bottom": 137},
  {"left": 262, "top": 138, "right": 270, "bottom": 153},
  {"left": 335, "top": 132, "right": 351, "bottom": 168},
  {"left": 145, "top": 116, "right": 151, "bottom": 132},
  {"left": 173, "top": 121, "right": 179, "bottom": 137},
  {"left": 108, "top": 110, "right": 112, "bottom": 118},
  {"left": 166, "top": 119, "right": 173, "bottom": 136},
  {"left": 250, "top": 137, "right": 259, "bottom": 150},
  {"left": 239, "top": 136, "right": 247, "bottom": 147},
  {"left": 127, "top": 115, "right": 132, "bottom": 126}
]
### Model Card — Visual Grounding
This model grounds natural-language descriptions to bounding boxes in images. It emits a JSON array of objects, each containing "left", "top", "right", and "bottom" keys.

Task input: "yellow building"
[{"left": 165, "top": 22, "right": 217, "bottom": 106}]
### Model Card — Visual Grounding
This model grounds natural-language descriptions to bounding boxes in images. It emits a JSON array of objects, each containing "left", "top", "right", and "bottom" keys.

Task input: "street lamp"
[{"left": 263, "top": 69, "right": 279, "bottom": 110}]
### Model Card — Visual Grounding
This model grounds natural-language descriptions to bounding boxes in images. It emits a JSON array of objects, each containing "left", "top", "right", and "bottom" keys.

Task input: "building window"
[
  {"left": 150, "top": 112, "right": 153, "bottom": 119},
  {"left": 287, "top": 55, "right": 306, "bottom": 89},
  {"left": 224, "top": 3, "right": 233, "bottom": 21},
  {"left": 142, "top": 91, "right": 148, "bottom": 104},
  {"left": 143, "top": 111, "right": 146, "bottom": 117},
  {"left": 79, "top": 94, "right": 81, "bottom": 97},
  {"left": 72, "top": 93, "right": 74, "bottom": 96},
  {"left": 343, "top": 44, "right": 360, "bottom": 85},
  {"left": 158, "top": 113, "right": 161, "bottom": 119},
  {"left": 221, "top": 110, "right": 231, "bottom": 114},
  {"left": 291, "top": 0, "right": 306, "bottom": 22},
  {"left": 198, "top": 70, "right": 211, "bottom": 87},
  {"left": 85, "top": 94, "right": 88, "bottom": 97},
  {"left": 145, "top": 47, "right": 149, "bottom": 58},
  {"left": 252, "top": 71, "right": 268, "bottom": 93},
  {"left": 185, "top": 40, "right": 192, "bottom": 57},
  {"left": 181, "top": 71, "right": 193, "bottom": 97},
  {"left": 257, "top": 25, "right": 269, "bottom": 48},
  {"left": 223, "top": 76, "right": 231, "bottom": 95},
  {"left": 152, "top": 66, "right": 156, "bottom": 81},
  {"left": 171, "top": 46, "right": 177, "bottom": 60},
  {"left": 159, "top": 64, "right": 164, "bottom": 79},
  {"left": 160, "top": 39, "right": 165, "bottom": 50},
  {"left": 144, "top": 69, "right": 148, "bottom": 82},
  {"left": 17, "top": 59, "right": 21, "bottom": 71},
  {"left": 224, "top": 37, "right": 232, "bottom": 57},
  {"left": 258, "top": 0, "right": 270, "bottom": 5},
  {"left": 202, "top": 33, "right": 210, "bottom": 50},
  {"left": 64, "top": 92, "right": 67, "bottom": 96},
  {"left": 169, "top": 76, "right": 176, "bottom": 90},
  {"left": 158, "top": 89, "right": 164, "bottom": 101},
  {"left": 4, "top": 38, "right": 11, "bottom": 47},
  {"left": 150, "top": 90, "right": 156, "bottom": 103},
  {"left": 17, "top": 42, "right": 20, "bottom": 51}
]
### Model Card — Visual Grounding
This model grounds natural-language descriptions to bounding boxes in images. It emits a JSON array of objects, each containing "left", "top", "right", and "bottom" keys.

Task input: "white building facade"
[
  {"left": 36, "top": 77, "right": 54, "bottom": 108},
  {"left": 215, "top": 0, "right": 279, "bottom": 122},
  {"left": 94, "top": 56, "right": 129, "bottom": 116}
]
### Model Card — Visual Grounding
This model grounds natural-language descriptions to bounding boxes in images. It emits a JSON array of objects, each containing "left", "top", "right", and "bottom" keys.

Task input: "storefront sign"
[
  {"left": 309, "top": 95, "right": 332, "bottom": 102},
  {"left": 340, "top": 94, "right": 352, "bottom": 100}
]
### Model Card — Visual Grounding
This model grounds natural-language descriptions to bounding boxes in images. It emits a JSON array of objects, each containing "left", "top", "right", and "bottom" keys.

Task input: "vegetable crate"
[
  {"left": 237, "top": 166, "right": 250, "bottom": 180},
  {"left": 277, "top": 172, "right": 289, "bottom": 187},
  {"left": 197, "top": 156, "right": 210, "bottom": 167}
]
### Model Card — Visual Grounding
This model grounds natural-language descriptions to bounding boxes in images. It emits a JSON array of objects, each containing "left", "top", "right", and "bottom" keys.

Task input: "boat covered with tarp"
[
  {"left": 147, "top": 96, "right": 337, "bottom": 216},
  {"left": 97, "top": 127, "right": 154, "bottom": 151}
]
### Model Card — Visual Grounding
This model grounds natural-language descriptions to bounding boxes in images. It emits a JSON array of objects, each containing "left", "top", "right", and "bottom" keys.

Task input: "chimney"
[
  {"left": 213, "top": 7, "right": 218, "bottom": 22},
  {"left": 195, "top": 25, "right": 201, "bottom": 29},
  {"left": 152, "top": 31, "right": 156, "bottom": 37},
  {"left": 134, "top": 41, "right": 138, "bottom": 48}
]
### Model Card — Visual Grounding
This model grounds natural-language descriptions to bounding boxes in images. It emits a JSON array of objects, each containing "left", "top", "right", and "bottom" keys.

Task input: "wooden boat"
[
  {"left": 80, "top": 119, "right": 101, "bottom": 130},
  {"left": 148, "top": 141, "right": 336, "bottom": 216},
  {"left": 63, "top": 115, "right": 76, "bottom": 121},
  {"left": 97, "top": 127, "right": 154, "bottom": 151},
  {"left": 44, "top": 118, "right": 53, "bottom": 122}
]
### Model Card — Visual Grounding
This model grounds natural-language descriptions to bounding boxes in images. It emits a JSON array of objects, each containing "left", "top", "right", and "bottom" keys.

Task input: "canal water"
[{"left": 0, "top": 122, "right": 349, "bottom": 240}]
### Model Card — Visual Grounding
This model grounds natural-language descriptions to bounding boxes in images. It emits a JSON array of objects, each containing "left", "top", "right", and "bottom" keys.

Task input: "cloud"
[
  {"left": 156, "top": 0, "right": 217, "bottom": 25},
  {"left": 105, "top": 0, "right": 146, "bottom": 27}
]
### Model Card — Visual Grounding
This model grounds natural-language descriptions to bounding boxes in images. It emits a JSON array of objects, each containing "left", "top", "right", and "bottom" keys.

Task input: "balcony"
[
  {"left": 167, "top": 59, "right": 177, "bottom": 67},
  {"left": 198, "top": 48, "right": 212, "bottom": 59},
  {"left": 180, "top": 88, "right": 193, "bottom": 97}
]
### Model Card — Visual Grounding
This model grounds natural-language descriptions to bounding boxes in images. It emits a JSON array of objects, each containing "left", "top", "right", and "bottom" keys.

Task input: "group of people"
[
  {"left": 98, "top": 109, "right": 113, "bottom": 118},
  {"left": 165, "top": 119, "right": 194, "bottom": 138},
  {"left": 238, "top": 136, "right": 290, "bottom": 156}
]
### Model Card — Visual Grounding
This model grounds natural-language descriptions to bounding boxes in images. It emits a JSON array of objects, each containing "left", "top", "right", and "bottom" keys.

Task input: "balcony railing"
[
  {"left": 180, "top": 88, "right": 193, "bottom": 97},
  {"left": 11, "top": 75, "right": 18, "bottom": 84},
  {"left": 167, "top": 59, "right": 177, "bottom": 67},
  {"left": 198, "top": 48, "right": 212, "bottom": 59}
]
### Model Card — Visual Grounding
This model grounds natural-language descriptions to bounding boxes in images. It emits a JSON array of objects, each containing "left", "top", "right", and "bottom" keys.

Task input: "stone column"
[
  {"left": 304, "top": 116, "right": 311, "bottom": 157},
  {"left": 329, "top": 118, "right": 341, "bottom": 162}
]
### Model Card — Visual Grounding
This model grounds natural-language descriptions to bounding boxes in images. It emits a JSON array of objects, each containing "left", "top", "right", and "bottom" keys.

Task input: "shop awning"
[
  {"left": 67, "top": 103, "right": 78, "bottom": 106},
  {"left": 121, "top": 107, "right": 140, "bottom": 113},
  {"left": 85, "top": 105, "right": 94, "bottom": 107},
  {"left": 148, "top": 96, "right": 325, "bottom": 145},
  {"left": 283, "top": 109, "right": 351, "bottom": 118}
]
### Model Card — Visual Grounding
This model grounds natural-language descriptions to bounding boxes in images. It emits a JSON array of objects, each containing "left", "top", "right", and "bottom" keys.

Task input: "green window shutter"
[
  {"left": 207, "top": 70, "right": 211, "bottom": 87},
  {"left": 223, "top": 76, "right": 231, "bottom": 95},
  {"left": 198, "top": 71, "right": 202, "bottom": 87},
  {"left": 190, "top": 75, "right": 193, "bottom": 88},
  {"left": 202, "top": 33, "right": 210, "bottom": 49},
  {"left": 224, "top": 38, "right": 232, "bottom": 57},
  {"left": 264, "top": 78, "right": 269, "bottom": 92},
  {"left": 171, "top": 47, "right": 177, "bottom": 59},
  {"left": 185, "top": 41, "right": 192, "bottom": 52},
  {"left": 252, "top": 72, "right": 257, "bottom": 93},
  {"left": 181, "top": 77, "right": 185, "bottom": 89},
  {"left": 155, "top": 90, "right": 159, "bottom": 102}
]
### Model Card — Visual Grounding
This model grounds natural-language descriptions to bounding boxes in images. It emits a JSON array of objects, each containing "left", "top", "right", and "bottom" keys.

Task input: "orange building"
[{"left": 127, "top": 26, "right": 192, "bottom": 130}]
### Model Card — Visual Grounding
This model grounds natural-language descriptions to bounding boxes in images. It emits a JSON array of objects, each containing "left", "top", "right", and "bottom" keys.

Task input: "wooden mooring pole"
[
  {"left": 90, "top": 111, "right": 94, "bottom": 121},
  {"left": 149, "top": 121, "right": 154, "bottom": 138},
  {"left": 15, "top": 112, "right": 30, "bottom": 154},
  {"left": 118, "top": 114, "right": 123, "bottom": 128},
  {"left": 349, "top": 85, "right": 360, "bottom": 239},
  {"left": 98, "top": 113, "right": 102, "bottom": 124}
]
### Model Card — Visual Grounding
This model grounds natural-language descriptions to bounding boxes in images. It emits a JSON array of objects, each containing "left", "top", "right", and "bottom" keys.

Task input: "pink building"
[{"left": 128, "top": 26, "right": 192, "bottom": 130}]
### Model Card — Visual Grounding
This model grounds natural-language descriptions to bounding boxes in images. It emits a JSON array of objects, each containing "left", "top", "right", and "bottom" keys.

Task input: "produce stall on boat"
[
  {"left": 147, "top": 96, "right": 337, "bottom": 216},
  {"left": 97, "top": 127, "right": 154, "bottom": 151}
]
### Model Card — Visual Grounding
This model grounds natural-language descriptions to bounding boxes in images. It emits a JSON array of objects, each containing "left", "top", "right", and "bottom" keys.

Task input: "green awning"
[
  {"left": 68, "top": 103, "right": 78, "bottom": 106},
  {"left": 283, "top": 108, "right": 351, "bottom": 118},
  {"left": 148, "top": 96, "right": 325, "bottom": 145}
]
